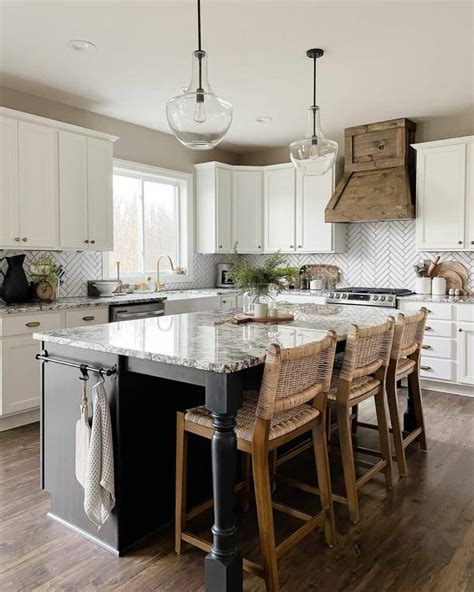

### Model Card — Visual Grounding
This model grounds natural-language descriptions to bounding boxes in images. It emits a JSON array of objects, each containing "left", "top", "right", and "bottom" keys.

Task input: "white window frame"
[{"left": 103, "top": 159, "right": 194, "bottom": 284}]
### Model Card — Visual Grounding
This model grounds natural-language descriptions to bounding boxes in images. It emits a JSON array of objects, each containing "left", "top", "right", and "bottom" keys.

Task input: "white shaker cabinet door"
[
  {"left": 59, "top": 131, "right": 89, "bottom": 249},
  {"left": 216, "top": 166, "right": 232, "bottom": 253},
  {"left": 0, "top": 116, "right": 20, "bottom": 247},
  {"left": 466, "top": 141, "right": 474, "bottom": 249},
  {"left": 232, "top": 169, "right": 263, "bottom": 253},
  {"left": 18, "top": 121, "right": 59, "bottom": 248},
  {"left": 295, "top": 167, "right": 343, "bottom": 253},
  {"left": 457, "top": 323, "right": 474, "bottom": 385},
  {"left": 416, "top": 143, "right": 466, "bottom": 250},
  {"left": 87, "top": 137, "right": 113, "bottom": 251},
  {"left": 264, "top": 165, "right": 296, "bottom": 252},
  {"left": 0, "top": 336, "right": 41, "bottom": 415}
]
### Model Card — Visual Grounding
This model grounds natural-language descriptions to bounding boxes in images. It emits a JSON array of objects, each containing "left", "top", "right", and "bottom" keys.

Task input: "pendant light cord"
[
  {"left": 312, "top": 55, "right": 317, "bottom": 140},
  {"left": 196, "top": 0, "right": 203, "bottom": 95}
]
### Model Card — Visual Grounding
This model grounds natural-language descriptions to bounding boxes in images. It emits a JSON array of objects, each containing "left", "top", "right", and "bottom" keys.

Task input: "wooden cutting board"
[
  {"left": 231, "top": 313, "right": 294, "bottom": 324},
  {"left": 433, "top": 261, "right": 470, "bottom": 294},
  {"left": 304, "top": 265, "right": 340, "bottom": 283}
]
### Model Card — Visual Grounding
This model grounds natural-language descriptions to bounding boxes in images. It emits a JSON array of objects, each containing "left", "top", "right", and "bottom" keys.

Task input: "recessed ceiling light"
[
  {"left": 67, "top": 39, "right": 97, "bottom": 53},
  {"left": 256, "top": 116, "right": 272, "bottom": 123}
]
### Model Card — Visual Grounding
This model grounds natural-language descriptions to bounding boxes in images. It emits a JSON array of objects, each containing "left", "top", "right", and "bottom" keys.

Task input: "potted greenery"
[{"left": 227, "top": 245, "right": 298, "bottom": 315}]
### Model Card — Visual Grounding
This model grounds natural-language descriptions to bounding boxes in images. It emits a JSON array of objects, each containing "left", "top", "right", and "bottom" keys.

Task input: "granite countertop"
[
  {"left": 0, "top": 289, "right": 240, "bottom": 315},
  {"left": 398, "top": 294, "right": 474, "bottom": 304},
  {"left": 33, "top": 303, "right": 393, "bottom": 373}
]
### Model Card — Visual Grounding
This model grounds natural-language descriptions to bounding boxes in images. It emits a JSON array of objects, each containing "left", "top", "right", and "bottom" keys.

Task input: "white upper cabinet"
[
  {"left": 0, "top": 116, "right": 19, "bottom": 247},
  {"left": 296, "top": 167, "right": 345, "bottom": 253},
  {"left": 195, "top": 162, "right": 233, "bottom": 253},
  {"left": 18, "top": 121, "right": 59, "bottom": 248},
  {"left": 414, "top": 136, "right": 473, "bottom": 251},
  {"left": 195, "top": 161, "right": 345, "bottom": 255},
  {"left": 59, "top": 131, "right": 89, "bottom": 249},
  {"left": 86, "top": 137, "right": 114, "bottom": 250},
  {"left": 0, "top": 107, "right": 117, "bottom": 251},
  {"left": 264, "top": 164, "right": 296, "bottom": 252},
  {"left": 232, "top": 168, "right": 263, "bottom": 253}
]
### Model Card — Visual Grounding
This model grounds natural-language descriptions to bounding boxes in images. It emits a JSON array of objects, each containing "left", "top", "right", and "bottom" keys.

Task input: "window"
[{"left": 105, "top": 160, "right": 193, "bottom": 281}]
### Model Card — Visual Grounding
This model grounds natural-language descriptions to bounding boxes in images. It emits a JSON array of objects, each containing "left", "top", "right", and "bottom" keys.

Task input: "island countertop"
[{"left": 34, "top": 304, "right": 393, "bottom": 373}]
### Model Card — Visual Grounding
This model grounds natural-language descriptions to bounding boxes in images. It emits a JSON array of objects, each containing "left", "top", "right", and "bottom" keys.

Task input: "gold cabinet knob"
[
  {"left": 84, "top": 239, "right": 89, "bottom": 244},
  {"left": 458, "top": 240, "right": 463, "bottom": 245},
  {"left": 14, "top": 237, "right": 20, "bottom": 242},
  {"left": 22, "top": 237, "right": 27, "bottom": 242},
  {"left": 90, "top": 240, "right": 95, "bottom": 244}
]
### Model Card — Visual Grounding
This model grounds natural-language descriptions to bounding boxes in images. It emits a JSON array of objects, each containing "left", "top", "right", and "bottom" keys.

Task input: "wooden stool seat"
[
  {"left": 396, "top": 357, "right": 416, "bottom": 376},
  {"left": 328, "top": 374, "right": 380, "bottom": 401},
  {"left": 175, "top": 333, "right": 338, "bottom": 592},
  {"left": 186, "top": 397, "right": 319, "bottom": 442}
]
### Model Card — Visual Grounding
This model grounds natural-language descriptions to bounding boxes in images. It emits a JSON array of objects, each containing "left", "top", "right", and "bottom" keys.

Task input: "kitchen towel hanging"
[
  {"left": 84, "top": 380, "right": 115, "bottom": 528},
  {"left": 75, "top": 379, "right": 91, "bottom": 488}
]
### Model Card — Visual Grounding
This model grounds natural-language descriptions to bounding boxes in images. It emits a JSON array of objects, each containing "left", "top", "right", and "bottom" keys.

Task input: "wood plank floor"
[{"left": 1, "top": 389, "right": 473, "bottom": 591}]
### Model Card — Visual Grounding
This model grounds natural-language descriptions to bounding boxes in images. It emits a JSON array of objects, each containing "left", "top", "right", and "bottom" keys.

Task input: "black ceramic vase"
[{"left": 0, "top": 254, "right": 32, "bottom": 304}]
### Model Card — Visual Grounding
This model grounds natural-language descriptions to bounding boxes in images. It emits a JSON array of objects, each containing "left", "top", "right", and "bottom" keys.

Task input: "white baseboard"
[
  {"left": 0, "top": 408, "right": 40, "bottom": 431},
  {"left": 420, "top": 379, "right": 474, "bottom": 397}
]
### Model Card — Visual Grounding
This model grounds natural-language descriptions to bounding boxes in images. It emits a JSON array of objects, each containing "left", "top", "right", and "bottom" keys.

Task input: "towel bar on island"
[{"left": 36, "top": 350, "right": 117, "bottom": 381}]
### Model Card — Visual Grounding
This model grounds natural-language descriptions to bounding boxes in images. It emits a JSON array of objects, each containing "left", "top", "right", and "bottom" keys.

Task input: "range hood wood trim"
[
  {"left": 326, "top": 117, "right": 417, "bottom": 223},
  {"left": 325, "top": 167, "right": 415, "bottom": 223}
]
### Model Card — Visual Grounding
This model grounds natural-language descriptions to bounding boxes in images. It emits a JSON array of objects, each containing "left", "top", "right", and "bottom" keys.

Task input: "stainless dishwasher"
[{"left": 109, "top": 300, "right": 166, "bottom": 322}]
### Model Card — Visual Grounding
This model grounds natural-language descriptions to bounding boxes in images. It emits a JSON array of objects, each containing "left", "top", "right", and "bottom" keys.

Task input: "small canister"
[
  {"left": 416, "top": 277, "right": 432, "bottom": 295},
  {"left": 431, "top": 277, "right": 447, "bottom": 296}
]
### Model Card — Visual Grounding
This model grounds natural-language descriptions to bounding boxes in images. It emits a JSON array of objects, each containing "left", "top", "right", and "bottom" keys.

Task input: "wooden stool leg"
[
  {"left": 240, "top": 452, "right": 251, "bottom": 512},
  {"left": 312, "top": 423, "right": 337, "bottom": 547},
  {"left": 252, "top": 446, "right": 279, "bottom": 592},
  {"left": 336, "top": 404, "right": 360, "bottom": 524},
  {"left": 269, "top": 449, "right": 277, "bottom": 493},
  {"left": 175, "top": 412, "right": 188, "bottom": 554},
  {"left": 408, "top": 368, "right": 427, "bottom": 451},
  {"left": 386, "top": 373, "right": 407, "bottom": 476},
  {"left": 374, "top": 391, "right": 393, "bottom": 489},
  {"left": 351, "top": 404, "right": 359, "bottom": 435}
]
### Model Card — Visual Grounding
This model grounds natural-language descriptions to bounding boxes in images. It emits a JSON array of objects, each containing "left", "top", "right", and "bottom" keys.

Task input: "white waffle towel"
[{"left": 84, "top": 380, "right": 115, "bottom": 528}]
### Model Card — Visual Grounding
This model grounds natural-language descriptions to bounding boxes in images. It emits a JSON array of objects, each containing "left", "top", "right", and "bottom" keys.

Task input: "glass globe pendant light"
[
  {"left": 166, "top": 0, "right": 232, "bottom": 150},
  {"left": 290, "top": 48, "right": 338, "bottom": 175}
]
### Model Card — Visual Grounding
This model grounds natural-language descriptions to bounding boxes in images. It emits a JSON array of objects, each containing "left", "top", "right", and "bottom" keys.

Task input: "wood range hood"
[{"left": 325, "top": 118, "right": 417, "bottom": 223}]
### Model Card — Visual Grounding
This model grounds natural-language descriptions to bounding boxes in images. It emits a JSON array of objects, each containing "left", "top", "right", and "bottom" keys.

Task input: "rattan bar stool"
[
  {"left": 325, "top": 318, "right": 395, "bottom": 524},
  {"left": 175, "top": 332, "right": 337, "bottom": 592},
  {"left": 356, "top": 308, "right": 429, "bottom": 476}
]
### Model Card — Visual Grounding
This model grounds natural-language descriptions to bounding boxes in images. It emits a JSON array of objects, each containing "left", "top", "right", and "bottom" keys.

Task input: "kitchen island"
[{"left": 34, "top": 304, "right": 394, "bottom": 592}]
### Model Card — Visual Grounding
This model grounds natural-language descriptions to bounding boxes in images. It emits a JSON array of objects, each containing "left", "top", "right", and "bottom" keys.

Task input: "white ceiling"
[{"left": 0, "top": 0, "right": 472, "bottom": 153}]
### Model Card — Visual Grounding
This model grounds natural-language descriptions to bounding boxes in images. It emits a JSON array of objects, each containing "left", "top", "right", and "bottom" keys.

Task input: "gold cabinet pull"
[
  {"left": 82, "top": 316, "right": 95, "bottom": 321},
  {"left": 420, "top": 365, "right": 432, "bottom": 371},
  {"left": 425, "top": 326, "right": 432, "bottom": 331},
  {"left": 421, "top": 344, "right": 432, "bottom": 350},
  {"left": 25, "top": 321, "right": 40, "bottom": 328},
  {"left": 90, "top": 240, "right": 95, "bottom": 244}
]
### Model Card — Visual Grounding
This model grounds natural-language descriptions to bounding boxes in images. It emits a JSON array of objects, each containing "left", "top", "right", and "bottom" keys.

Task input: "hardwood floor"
[{"left": 1, "top": 389, "right": 473, "bottom": 591}]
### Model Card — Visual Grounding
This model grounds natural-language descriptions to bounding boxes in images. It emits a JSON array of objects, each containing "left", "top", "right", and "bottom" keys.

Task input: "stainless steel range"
[{"left": 326, "top": 287, "right": 413, "bottom": 308}]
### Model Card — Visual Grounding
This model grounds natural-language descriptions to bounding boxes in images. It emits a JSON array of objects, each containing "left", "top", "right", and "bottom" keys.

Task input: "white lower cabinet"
[
  {"left": 0, "top": 306, "right": 110, "bottom": 423},
  {"left": 399, "top": 300, "right": 474, "bottom": 391},
  {"left": 457, "top": 323, "right": 474, "bottom": 385},
  {"left": 164, "top": 296, "right": 222, "bottom": 315},
  {"left": 0, "top": 336, "right": 42, "bottom": 415}
]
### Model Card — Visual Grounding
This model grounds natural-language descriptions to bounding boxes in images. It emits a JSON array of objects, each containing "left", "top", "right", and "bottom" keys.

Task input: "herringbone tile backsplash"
[{"left": 1, "top": 220, "right": 473, "bottom": 296}]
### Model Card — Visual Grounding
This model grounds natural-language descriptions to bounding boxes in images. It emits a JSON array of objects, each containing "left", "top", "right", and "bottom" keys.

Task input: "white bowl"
[{"left": 93, "top": 281, "right": 120, "bottom": 296}]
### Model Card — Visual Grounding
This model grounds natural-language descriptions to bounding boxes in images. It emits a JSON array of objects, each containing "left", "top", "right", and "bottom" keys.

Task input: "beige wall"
[
  {"left": 0, "top": 86, "right": 239, "bottom": 171},
  {"left": 236, "top": 110, "right": 474, "bottom": 167}
]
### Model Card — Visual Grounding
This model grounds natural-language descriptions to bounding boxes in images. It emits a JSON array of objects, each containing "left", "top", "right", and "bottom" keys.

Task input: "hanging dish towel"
[
  {"left": 84, "top": 380, "right": 115, "bottom": 528},
  {"left": 75, "top": 380, "right": 91, "bottom": 488}
]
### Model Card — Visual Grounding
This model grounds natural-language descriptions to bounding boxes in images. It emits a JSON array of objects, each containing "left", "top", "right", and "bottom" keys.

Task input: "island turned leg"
[{"left": 205, "top": 372, "right": 243, "bottom": 592}]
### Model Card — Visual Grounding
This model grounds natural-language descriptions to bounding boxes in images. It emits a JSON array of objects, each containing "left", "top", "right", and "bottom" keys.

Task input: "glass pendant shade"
[
  {"left": 166, "top": 50, "right": 232, "bottom": 150},
  {"left": 290, "top": 106, "right": 338, "bottom": 175}
]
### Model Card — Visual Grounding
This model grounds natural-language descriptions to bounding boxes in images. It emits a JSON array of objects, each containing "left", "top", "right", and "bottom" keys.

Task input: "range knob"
[
  {"left": 388, "top": 296, "right": 393, "bottom": 302},
  {"left": 381, "top": 296, "right": 386, "bottom": 301},
  {"left": 335, "top": 293, "right": 341, "bottom": 299},
  {"left": 373, "top": 295, "right": 378, "bottom": 301},
  {"left": 329, "top": 293, "right": 334, "bottom": 298},
  {"left": 342, "top": 293, "right": 347, "bottom": 299}
]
